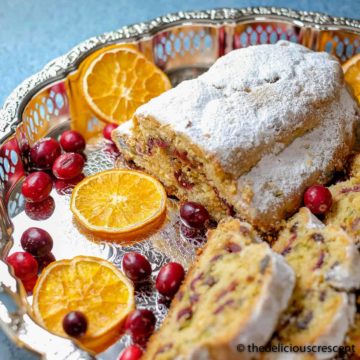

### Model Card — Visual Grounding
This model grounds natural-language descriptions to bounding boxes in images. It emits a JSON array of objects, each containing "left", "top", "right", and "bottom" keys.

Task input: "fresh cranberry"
[
  {"left": 103, "top": 123, "right": 118, "bottom": 141},
  {"left": 21, "top": 228, "right": 53, "bottom": 257},
  {"left": 119, "top": 345, "right": 143, "bottom": 360},
  {"left": 52, "top": 153, "right": 84, "bottom": 180},
  {"left": 36, "top": 252, "right": 56, "bottom": 272},
  {"left": 156, "top": 262, "right": 185, "bottom": 298},
  {"left": 304, "top": 185, "right": 333, "bottom": 215},
  {"left": 180, "top": 202, "right": 210, "bottom": 229},
  {"left": 22, "top": 172, "right": 53, "bottom": 202},
  {"left": 125, "top": 309, "right": 156, "bottom": 343},
  {"left": 25, "top": 197, "right": 55, "bottom": 220},
  {"left": 59, "top": 130, "right": 86, "bottom": 153},
  {"left": 54, "top": 174, "right": 85, "bottom": 195},
  {"left": 122, "top": 252, "right": 152, "bottom": 283},
  {"left": 30, "top": 138, "right": 61, "bottom": 169},
  {"left": 22, "top": 275, "right": 38, "bottom": 294},
  {"left": 7, "top": 252, "right": 38, "bottom": 280},
  {"left": 62, "top": 311, "right": 88, "bottom": 338}
]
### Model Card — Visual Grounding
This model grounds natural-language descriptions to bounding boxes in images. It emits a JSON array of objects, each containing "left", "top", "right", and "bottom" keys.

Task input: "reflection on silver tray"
[{"left": 1, "top": 7, "right": 360, "bottom": 360}]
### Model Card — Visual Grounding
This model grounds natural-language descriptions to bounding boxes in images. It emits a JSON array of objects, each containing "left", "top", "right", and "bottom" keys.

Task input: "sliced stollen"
[
  {"left": 325, "top": 174, "right": 360, "bottom": 247},
  {"left": 113, "top": 42, "right": 359, "bottom": 232},
  {"left": 268, "top": 208, "right": 360, "bottom": 359},
  {"left": 274, "top": 207, "right": 360, "bottom": 290},
  {"left": 143, "top": 219, "right": 295, "bottom": 360},
  {"left": 267, "top": 288, "right": 355, "bottom": 360}
]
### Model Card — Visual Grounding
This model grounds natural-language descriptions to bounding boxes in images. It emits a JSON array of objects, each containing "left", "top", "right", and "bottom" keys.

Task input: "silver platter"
[{"left": 0, "top": 7, "right": 360, "bottom": 360}]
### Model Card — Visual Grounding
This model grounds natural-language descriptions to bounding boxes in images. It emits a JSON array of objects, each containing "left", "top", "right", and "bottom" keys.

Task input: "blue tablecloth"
[{"left": 0, "top": 0, "right": 359, "bottom": 359}]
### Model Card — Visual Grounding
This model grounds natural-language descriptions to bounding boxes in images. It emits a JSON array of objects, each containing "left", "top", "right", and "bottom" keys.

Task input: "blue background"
[{"left": 0, "top": 0, "right": 359, "bottom": 359}]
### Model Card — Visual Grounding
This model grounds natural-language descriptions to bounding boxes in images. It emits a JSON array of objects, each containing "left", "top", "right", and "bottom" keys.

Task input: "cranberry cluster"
[
  {"left": 120, "top": 251, "right": 185, "bottom": 356},
  {"left": 8, "top": 126, "right": 121, "bottom": 341},
  {"left": 7, "top": 227, "right": 55, "bottom": 294},
  {"left": 22, "top": 130, "right": 87, "bottom": 205}
]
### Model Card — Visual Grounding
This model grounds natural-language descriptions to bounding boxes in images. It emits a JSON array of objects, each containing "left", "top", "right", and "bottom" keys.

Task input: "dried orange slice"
[
  {"left": 67, "top": 44, "right": 138, "bottom": 141},
  {"left": 81, "top": 47, "right": 171, "bottom": 124},
  {"left": 70, "top": 169, "right": 167, "bottom": 237},
  {"left": 343, "top": 53, "right": 360, "bottom": 102},
  {"left": 32, "top": 256, "right": 135, "bottom": 353}
]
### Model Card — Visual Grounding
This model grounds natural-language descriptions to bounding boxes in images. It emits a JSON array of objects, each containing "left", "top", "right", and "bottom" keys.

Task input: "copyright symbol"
[{"left": 237, "top": 344, "right": 245, "bottom": 352}]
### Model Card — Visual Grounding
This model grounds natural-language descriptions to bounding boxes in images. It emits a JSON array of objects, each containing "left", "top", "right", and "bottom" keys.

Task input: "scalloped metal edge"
[{"left": 0, "top": 6, "right": 360, "bottom": 359}]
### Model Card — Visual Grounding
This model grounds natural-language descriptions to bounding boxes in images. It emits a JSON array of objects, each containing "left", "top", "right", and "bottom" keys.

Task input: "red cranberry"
[
  {"left": 119, "top": 345, "right": 143, "bottom": 360},
  {"left": 7, "top": 252, "right": 38, "bottom": 281},
  {"left": 22, "top": 171, "right": 53, "bottom": 202},
  {"left": 21, "top": 228, "right": 53, "bottom": 256},
  {"left": 304, "top": 185, "right": 333, "bottom": 215},
  {"left": 30, "top": 138, "right": 61, "bottom": 169},
  {"left": 59, "top": 130, "right": 86, "bottom": 153},
  {"left": 103, "top": 123, "right": 118, "bottom": 141},
  {"left": 122, "top": 252, "right": 152, "bottom": 283},
  {"left": 25, "top": 197, "right": 55, "bottom": 220},
  {"left": 180, "top": 202, "right": 210, "bottom": 229},
  {"left": 125, "top": 309, "right": 156, "bottom": 343},
  {"left": 22, "top": 275, "right": 38, "bottom": 294},
  {"left": 62, "top": 311, "right": 88, "bottom": 338},
  {"left": 36, "top": 252, "right": 56, "bottom": 272},
  {"left": 156, "top": 262, "right": 185, "bottom": 298},
  {"left": 52, "top": 153, "right": 84, "bottom": 180}
]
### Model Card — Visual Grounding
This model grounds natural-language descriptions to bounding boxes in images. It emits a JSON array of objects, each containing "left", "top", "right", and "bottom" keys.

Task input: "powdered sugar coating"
[
  {"left": 135, "top": 41, "right": 343, "bottom": 177},
  {"left": 236, "top": 88, "right": 358, "bottom": 219}
]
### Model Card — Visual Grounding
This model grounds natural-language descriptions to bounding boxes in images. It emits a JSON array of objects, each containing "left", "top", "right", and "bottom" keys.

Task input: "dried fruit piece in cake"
[
  {"left": 270, "top": 208, "right": 359, "bottom": 358},
  {"left": 325, "top": 177, "right": 360, "bottom": 246},
  {"left": 143, "top": 219, "right": 295, "bottom": 359},
  {"left": 113, "top": 42, "right": 359, "bottom": 231}
]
